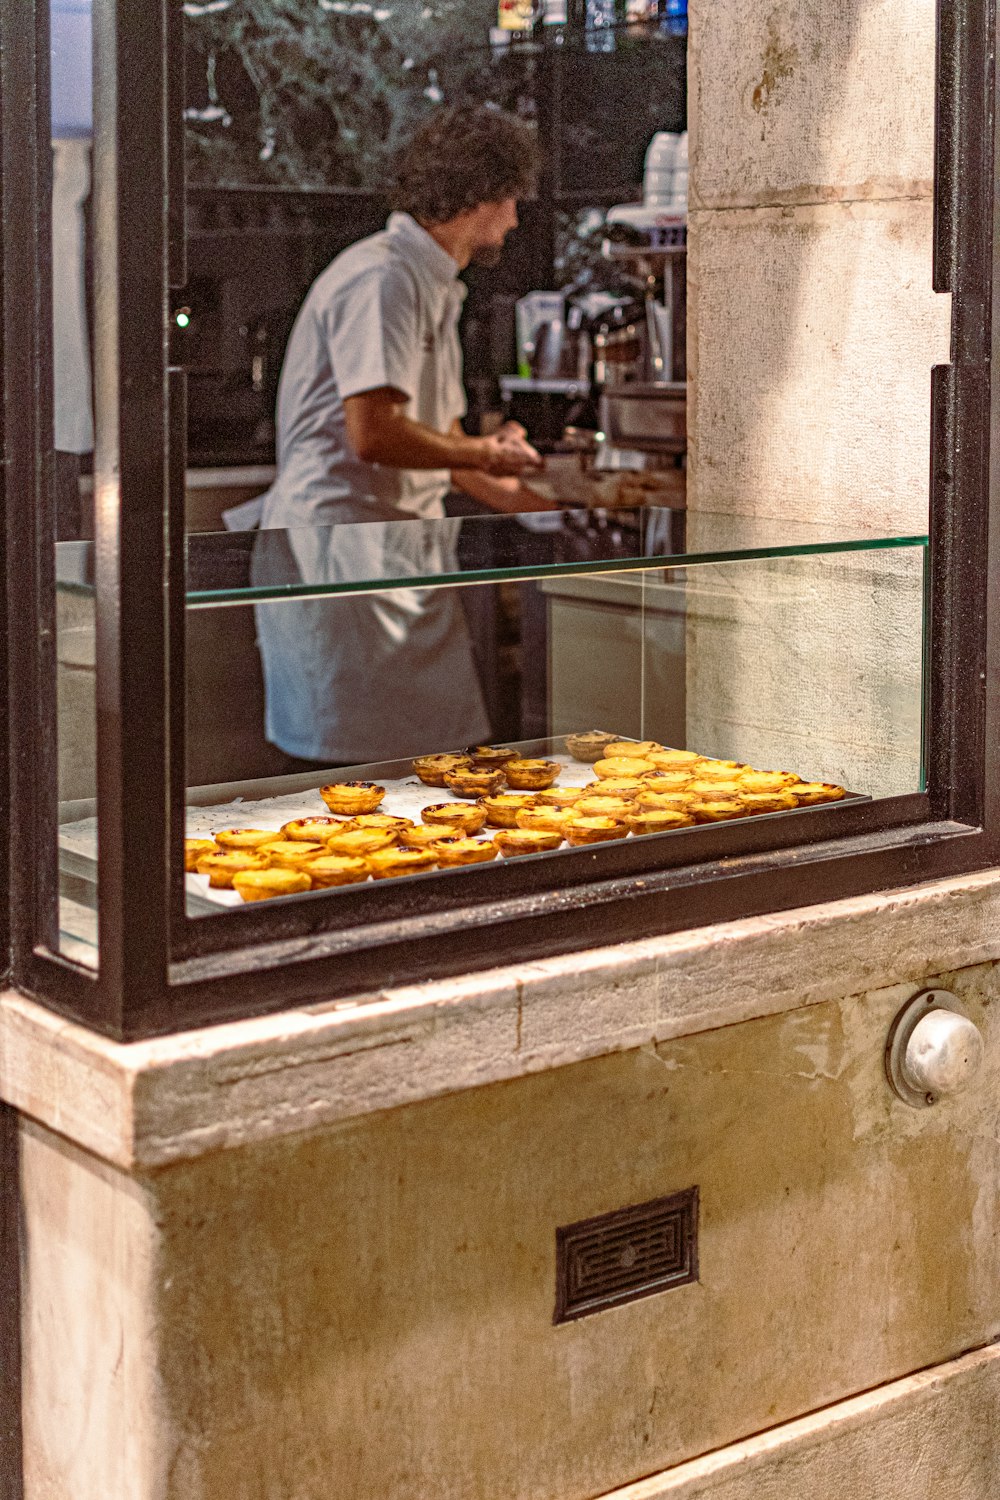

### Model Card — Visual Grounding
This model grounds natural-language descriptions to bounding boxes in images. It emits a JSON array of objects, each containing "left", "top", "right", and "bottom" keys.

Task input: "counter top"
[{"left": 4, "top": 865, "right": 1000, "bottom": 1170}]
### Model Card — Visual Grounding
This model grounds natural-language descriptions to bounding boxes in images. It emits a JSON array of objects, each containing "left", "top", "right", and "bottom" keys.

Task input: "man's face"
[{"left": 468, "top": 197, "right": 520, "bottom": 268}]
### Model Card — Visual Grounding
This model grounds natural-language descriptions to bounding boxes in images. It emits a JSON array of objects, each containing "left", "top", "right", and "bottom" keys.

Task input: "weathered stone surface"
[
  {"left": 9, "top": 870, "right": 1000, "bottom": 1168},
  {"left": 19, "top": 967, "right": 1000, "bottom": 1499},
  {"left": 688, "top": 0, "right": 938, "bottom": 211},
  {"left": 686, "top": 198, "right": 949, "bottom": 525},
  {"left": 610, "top": 1345, "right": 1000, "bottom": 1498}
]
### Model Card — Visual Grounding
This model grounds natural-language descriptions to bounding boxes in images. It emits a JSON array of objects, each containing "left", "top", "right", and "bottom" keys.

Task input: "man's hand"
[{"left": 475, "top": 421, "right": 544, "bottom": 477}]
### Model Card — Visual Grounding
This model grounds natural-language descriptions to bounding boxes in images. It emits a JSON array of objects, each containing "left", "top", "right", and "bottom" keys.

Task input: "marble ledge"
[{"left": 5, "top": 865, "right": 1000, "bottom": 1172}]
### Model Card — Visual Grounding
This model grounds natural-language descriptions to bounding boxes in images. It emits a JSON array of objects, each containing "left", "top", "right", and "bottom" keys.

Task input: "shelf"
[{"left": 54, "top": 507, "right": 927, "bottom": 609}]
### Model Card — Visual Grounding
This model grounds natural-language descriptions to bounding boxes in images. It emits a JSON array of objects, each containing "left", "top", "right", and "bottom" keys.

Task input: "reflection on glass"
[{"left": 51, "top": 0, "right": 98, "bottom": 967}]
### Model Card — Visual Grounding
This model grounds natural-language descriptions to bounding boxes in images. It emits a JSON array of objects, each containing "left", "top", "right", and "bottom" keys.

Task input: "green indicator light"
[{"left": 175, "top": 310, "right": 191, "bottom": 329}]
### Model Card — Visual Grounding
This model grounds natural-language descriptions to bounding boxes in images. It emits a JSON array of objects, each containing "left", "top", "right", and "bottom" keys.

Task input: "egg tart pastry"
[
  {"left": 196, "top": 850, "right": 268, "bottom": 888},
  {"left": 503, "top": 758, "right": 561, "bottom": 791},
  {"left": 433, "top": 836, "right": 498, "bottom": 867},
  {"left": 412, "top": 753, "right": 472, "bottom": 787},
  {"left": 367, "top": 847, "right": 439, "bottom": 879},
  {"left": 562, "top": 815, "right": 626, "bottom": 846},
  {"left": 494, "top": 829, "right": 563, "bottom": 856},
  {"left": 646, "top": 748, "right": 704, "bottom": 771},
  {"left": 626, "top": 809, "right": 696, "bottom": 835},
  {"left": 443, "top": 767, "right": 507, "bottom": 799},
  {"left": 515, "top": 805, "right": 571, "bottom": 834},
  {"left": 690, "top": 760, "right": 746, "bottom": 779},
  {"left": 533, "top": 786, "right": 587, "bottom": 809},
  {"left": 303, "top": 854, "right": 370, "bottom": 888},
  {"left": 603, "top": 740, "right": 663, "bottom": 760},
  {"left": 592, "top": 757, "right": 657, "bottom": 780},
  {"left": 214, "top": 828, "right": 280, "bottom": 851},
  {"left": 481, "top": 793, "right": 538, "bottom": 828},
  {"left": 686, "top": 777, "right": 744, "bottom": 799},
  {"left": 574, "top": 796, "right": 635, "bottom": 821},
  {"left": 233, "top": 868, "right": 313, "bottom": 902},
  {"left": 642, "top": 771, "right": 694, "bottom": 794},
  {"left": 258, "top": 839, "right": 326, "bottom": 870},
  {"left": 343, "top": 813, "right": 414, "bottom": 834},
  {"left": 280, "top": 816, "right": 349, "bottom": 843},
  {"left": 465, "top": 745, "right": 520, "bottom": 769},
  {"left": 580, "top": 778, "right": 644, "bottom": 800},
  {"left": 324, "top": 827, "right": 398, "bottom": 857},
  {"left": 635, "top": 790, "right": 695, "bottom": 814},
  {"left": 421, "top": 802, "right": 488, "bottom": 834},
  {"left": 398, "top": 824, "right": 454, "bottom": 850},
  {"left": 736, "top": 769, "right": 800, "bottom": 792},
  {"left": 740, "top": 790, "right": 799, "bottom": 815},
  {"left": 791, "top": 782, "right": 846, "bottom": 804},
  {"left": 319, "top": 781, "right": 385, "bottom": 815},
  {"left": 185, "top": 838, "right": 218, "bottom": 871},
  {"left": 565, "top": 730, "right": 618, "bottom": 763},
  {"left": 692, "top": 799, "right": 747, "bottom": 823}
]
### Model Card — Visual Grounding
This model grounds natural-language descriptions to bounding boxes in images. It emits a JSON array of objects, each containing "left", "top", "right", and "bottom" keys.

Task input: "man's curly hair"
[{"left": 392, "top": 105, "right": 539, "bottom": 224}]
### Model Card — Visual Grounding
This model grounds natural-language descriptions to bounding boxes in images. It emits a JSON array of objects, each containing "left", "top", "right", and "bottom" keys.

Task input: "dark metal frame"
[{"left": 2, "top": 0, "right": 998, "bottom": 1042}]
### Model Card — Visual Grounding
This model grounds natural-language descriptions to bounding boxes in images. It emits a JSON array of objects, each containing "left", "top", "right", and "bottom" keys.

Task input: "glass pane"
[
  {"left": 51, "top": 0, "right": 98, "bottom": 967},
  {"left": 170, "top": 539, "right": 925, "bottom": 914}
]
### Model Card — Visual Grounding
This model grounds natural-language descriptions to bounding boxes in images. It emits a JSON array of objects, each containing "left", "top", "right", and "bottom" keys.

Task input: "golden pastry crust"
[
  {"left": 280, "top": 816, "right": 349, "bottom": 843},
  {"left": 515, "top": 805, "right": 572, "bottom": 834},
  {"left": 791, "top": 782, "right": 846, "bottom": 804},
  {"left": 603, "top": 740, "right": 663, "bottom": 760},
  {"left": 692, "top": 799, "right": 747, "bottom": 822},
  {"left": 432, "top": 836, "right": 498, "bottom": 867},
  {"left": 196, "top": 850, "right": 268, "bottom": 888},
  {"left": 233, "top": 868, "right": 313, "bottom": 902},
  {"left": 258, "top": 839, "right": 327, "bottom": 869},
  {"left": 185, "top": 838, "right": 218, "bottom": 872},
  {"left": 641, "top": 771, "right": 694, "bottom": 794},
  {"left": 574, "top": 796, "right": 635, "bottom": 821},
  {"left": 565, "top": 730, "right": 618, "bottom": 763},
  {"left": 319, "top": 781, "right": 385, "bottom": 815},
  {"left": 324, "top": 827, "right": 398, "bottom": 857},
  {"left": 635, "top": 790, "right": 695, "bottom": 814},
  {"left": 494, "top": 829, "right": 564, "bottom": 856},
  {"left": 533, "top": 787, "right": 587, "bottom": 809},
  {"left": 626, "top": 809, "right": 696, "bottom": 834},
  {"left": 412, "top": 753, "right": 473, "bottom": 787},
  {"left": 646, "top": 748, "right": 704, "bottom": 771},
  {"left": 562, "top": 815, "right": 626, "bottom": 846},
  {"left": 443, "top": 767, "right": 507, "bottom": 799},
  {"left": 592, "top": 757, "right": 657, "bottom": 779},
  {"left": 503, "top": 758, "right": 561, "bottom": 791},
  {"left": 397, "top": 824, "right": 454, "bottom": 850},
  {"left": 343, "top": 813, "right": 414, "bottom": 833},
  {"left": 480, "top": 793, "right": 539, "bottom": 828},
  {"left": 465, "top": 745, "right": 520, "bottom": 769},
  {"left": 739, "top": 791, "right": 800, "bottom": 815},
  {"left": 579, "top": 777, "right": 644, "bottom": 799},
  {"left": 304, "top": 854, "right": 370, "bottom": 888},
  {"left": 421, "top": 802, "right": 489, "bottom": 834},
  {"left": 214, "top": 828, "right": 280, "bottom": 851},
  {"left": 686, "top": 777, "right": 744, "bottom": 799},
  {"left": 736, "top": 769, "right": 800, "bottom": 792},
  {"left": 367, "top": 847, "right": 439, "bottom": 879}
]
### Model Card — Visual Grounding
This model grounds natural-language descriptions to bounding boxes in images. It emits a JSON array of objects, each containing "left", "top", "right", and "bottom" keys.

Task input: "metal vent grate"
[{"left": 554, "top": 1188, "right": 699, "bottom": 1323}]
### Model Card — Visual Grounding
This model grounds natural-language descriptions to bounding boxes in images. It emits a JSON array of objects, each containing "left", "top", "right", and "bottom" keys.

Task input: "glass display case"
[{"left": 3, "top": 0, "right": 999, "bottom": 1042}]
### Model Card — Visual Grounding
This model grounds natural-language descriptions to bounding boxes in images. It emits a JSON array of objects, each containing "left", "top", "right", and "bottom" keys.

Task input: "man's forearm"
[
  {"left": 450, "top": 469, "right": 558, "bottom": 514},
  {"left": 352, "top": 409, "right": 490, "bottom": 471}
]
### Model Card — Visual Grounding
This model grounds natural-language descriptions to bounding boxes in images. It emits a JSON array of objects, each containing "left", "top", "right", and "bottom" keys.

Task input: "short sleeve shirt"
[{"left": 261, "top": 213, "right": 468, "bottom": 527}]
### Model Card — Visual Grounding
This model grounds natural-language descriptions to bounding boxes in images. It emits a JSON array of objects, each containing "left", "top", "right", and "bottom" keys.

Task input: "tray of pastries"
[{"left": 156, "top": 734, "right": 859, "bottom": 908}]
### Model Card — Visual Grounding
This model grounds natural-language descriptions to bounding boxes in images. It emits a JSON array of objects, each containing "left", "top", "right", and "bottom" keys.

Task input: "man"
[{"left": 254, "top": 104, "right": 544, "bottom": 768}]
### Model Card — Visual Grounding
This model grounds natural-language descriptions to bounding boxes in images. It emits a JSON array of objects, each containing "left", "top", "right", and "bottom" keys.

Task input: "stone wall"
[{"left": 681, "top": 0, "right": 949, "bottom": 791}]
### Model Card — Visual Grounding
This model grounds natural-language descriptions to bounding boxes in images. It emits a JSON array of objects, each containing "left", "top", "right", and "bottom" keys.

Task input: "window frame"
[{"left": 3, "top": 0, "right": 998, "bottom": 1041}]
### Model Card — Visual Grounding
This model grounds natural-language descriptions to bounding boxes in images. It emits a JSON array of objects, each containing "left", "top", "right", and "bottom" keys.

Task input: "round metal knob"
[{"left": 885, "top": 989, "right": 984, "bottom": 1108}]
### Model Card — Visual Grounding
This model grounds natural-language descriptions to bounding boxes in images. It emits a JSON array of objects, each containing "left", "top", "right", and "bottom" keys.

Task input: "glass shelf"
[{"left": 54, "top": 506, "right": 929, "bottom": 608}]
